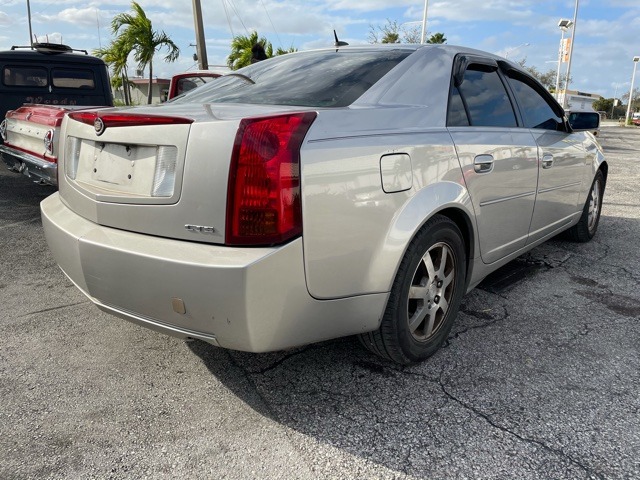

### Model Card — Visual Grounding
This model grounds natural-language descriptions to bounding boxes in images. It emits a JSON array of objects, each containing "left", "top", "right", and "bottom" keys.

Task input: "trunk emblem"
[
  {"left": 94, "top": 117, "right": 105, "bottom": 136},
  {"left": 185, "top": 224, "right": 216, "bottom": 234}
]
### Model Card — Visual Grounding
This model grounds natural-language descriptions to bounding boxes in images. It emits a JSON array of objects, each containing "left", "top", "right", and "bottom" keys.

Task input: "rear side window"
[
  {"left": 447, "top": 85, "right": 470, "bottom": 126},
  {"left": 449, "top": 66, "right": 517, "bottom": 128},
  {"left": 175, "top": 49, "right": 412, "bottom": 108},
  {"left": 52, "top": 68, "right": 95, "bottom": 89},
  {"left": 3, "top": 66, "right": 47, "bottom": 87}
]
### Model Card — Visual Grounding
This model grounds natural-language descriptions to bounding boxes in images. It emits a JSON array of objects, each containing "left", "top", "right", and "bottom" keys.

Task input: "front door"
[{"left": 504, "top": 71, "right": 587, "bottom": 243}]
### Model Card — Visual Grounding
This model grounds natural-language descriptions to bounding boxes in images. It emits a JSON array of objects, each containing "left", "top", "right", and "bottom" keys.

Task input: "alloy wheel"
[{"left": 407, "top": 242, "right": 456, "bottom": 342}]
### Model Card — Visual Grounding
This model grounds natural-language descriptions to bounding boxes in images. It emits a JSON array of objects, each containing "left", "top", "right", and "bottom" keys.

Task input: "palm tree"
[
  {"left": 94, "top": 36, "right": 133, "bottom": 105},
  {"left": 111, "top": 1, "right": 179, "bottom": 104},
  {"left": 275, "top": 46, "right": 297, "bottom": 56},
  {"left": 381, "top": 32, "right": 400, "bottom": 44},
  {"left": 427, "top": 33, "right": 447, "bottom": 44},
  {"left": 227, "top": 31, "right": 274, "bottom": 70}
]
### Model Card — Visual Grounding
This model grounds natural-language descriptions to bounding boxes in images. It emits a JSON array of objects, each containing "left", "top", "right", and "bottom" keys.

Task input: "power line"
[
  {"left": 225, "top": 0, "right": 249, "bottom": 35},
  {"left": 221, "top": 0, "right": 235, "bottom": 38},
  {"left": 260, "top": 0, "right": 282, "bottom": 48}
]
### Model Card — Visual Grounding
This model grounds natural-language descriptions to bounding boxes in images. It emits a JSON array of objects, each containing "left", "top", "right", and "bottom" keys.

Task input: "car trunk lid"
[{"left": 57, "top": 103, "right": 316, "bottom": 245}]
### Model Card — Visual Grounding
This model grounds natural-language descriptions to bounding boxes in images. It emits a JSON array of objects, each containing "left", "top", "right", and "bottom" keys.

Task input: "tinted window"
[
  {"left": 508, "top": 74, "right": 562, "bottom": 130},
  {"left": 52, "top": 69, "right": 95, "bottom": 89},
  {"left": 457, "top": 67, "right": 517, "bottom": 127},
  {"left": 3, "top": 66, "right": 47, "bottom": 87},
  {"left": 175, "top": 49, "right": 412, "bottom": 108},
  {"left": 447, "top": 85, "right": 470, "bottom": 126}
]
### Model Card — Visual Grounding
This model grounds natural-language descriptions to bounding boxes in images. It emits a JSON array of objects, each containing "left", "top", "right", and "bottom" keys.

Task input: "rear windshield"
[
  {"left": 2, "top": 66, "right": 97, "bottom": 89},
  {"left": 3, "top": 66, "right": 47, "bottom": 87},
  {"left": 173, "top": 49, "right": 412, "bottom": 108},
  {"left": 52, "top": 68, "right": 96, "bottom": 89}
]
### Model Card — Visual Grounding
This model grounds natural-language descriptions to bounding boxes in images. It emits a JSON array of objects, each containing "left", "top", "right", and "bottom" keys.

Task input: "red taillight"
[
  {"left": 226, "top": 112, "right": 316, "bottom": 246},
  {"left": 44, "top": 129, "right": 55, "bottom": 156},
  {"left": 68, "top": 111, "right": 193, "bottom": 131}
]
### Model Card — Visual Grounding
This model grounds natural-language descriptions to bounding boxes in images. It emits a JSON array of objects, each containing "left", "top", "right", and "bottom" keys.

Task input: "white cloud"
[
  {"left": 0, "top": 12, "right": 11, "bottom": 26},
  {"left": 324, "top": 0, "right": 419, "bottom": 12},
  {"left": 36, "top": 8, "right": 103, "bottom": 28}
]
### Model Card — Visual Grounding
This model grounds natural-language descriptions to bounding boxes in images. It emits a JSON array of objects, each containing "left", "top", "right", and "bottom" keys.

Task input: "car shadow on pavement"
[
  {"left": 0, "top": 169, "right": 56, "bottom": 225},
  {"left": 185, "top": 215, "right": 640, "bottom": 478},
  {"left": 186, "top": 335, "right": 452, "bottom": 476}
]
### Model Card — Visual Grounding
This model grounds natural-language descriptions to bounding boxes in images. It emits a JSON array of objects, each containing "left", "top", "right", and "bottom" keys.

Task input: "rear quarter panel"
[{"left": 301, "top": 119, "right": 473, "bottom": 299}]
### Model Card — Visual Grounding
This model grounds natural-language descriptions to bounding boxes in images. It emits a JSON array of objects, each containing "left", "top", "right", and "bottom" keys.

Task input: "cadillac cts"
[{"left": 41, "top": 45, "right": 606, "bottom": 364}]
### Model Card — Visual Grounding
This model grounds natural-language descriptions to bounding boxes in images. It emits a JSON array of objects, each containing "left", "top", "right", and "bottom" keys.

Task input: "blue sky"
[{"left": 1, "top": 0, "right": 639, "bottom": 99}]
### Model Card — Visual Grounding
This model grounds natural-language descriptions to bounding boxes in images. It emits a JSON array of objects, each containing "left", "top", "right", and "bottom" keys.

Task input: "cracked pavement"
[{"left": 1, "top": 126, "right": 639, "bottom": 479}]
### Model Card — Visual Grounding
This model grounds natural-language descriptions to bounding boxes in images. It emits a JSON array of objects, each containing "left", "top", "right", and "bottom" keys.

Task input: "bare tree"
[{"left": 368, "top": 19, "right": 401, "bottom": 44}]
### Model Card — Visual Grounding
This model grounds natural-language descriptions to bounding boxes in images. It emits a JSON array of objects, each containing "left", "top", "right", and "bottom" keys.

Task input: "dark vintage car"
[{"left": 0, "top": 43, "right": 113, "bottom": 184}]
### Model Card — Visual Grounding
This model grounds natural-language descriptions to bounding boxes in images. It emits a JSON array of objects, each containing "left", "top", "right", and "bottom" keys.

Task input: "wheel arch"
[
  {"left": 598, "top": 160, "right": 608, "bottom": 184},
  {"left": 436, "top": 206, "right": 475, "bottom": 292},
  {"left": 366, "top": 181, "right": 477, "bottom": 296}
]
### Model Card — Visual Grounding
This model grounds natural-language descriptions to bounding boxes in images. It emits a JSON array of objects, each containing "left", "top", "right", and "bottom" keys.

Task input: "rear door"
[{"left": 447, "top": 56, "right": 539, "bottom": 264}]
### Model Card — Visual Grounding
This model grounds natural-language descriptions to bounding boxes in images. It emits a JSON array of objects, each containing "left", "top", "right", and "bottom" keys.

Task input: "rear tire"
[
  {"left": 360, "top": 215, "right": 466, "bottom": 365},
  {"left": 566, "top": 170, "right": 605, "bottom": 242}
]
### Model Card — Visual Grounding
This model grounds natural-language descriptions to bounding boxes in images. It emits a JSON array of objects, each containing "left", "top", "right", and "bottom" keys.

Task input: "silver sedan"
[{"left": 41, "top": 44, "right": 606, "bottom": 364}]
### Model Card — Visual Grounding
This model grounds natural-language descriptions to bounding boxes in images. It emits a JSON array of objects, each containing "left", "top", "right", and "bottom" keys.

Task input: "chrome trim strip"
[
  {"left": 99, "top": 302, "right": 221, "bottom": 346},
  {"left": 537, "top": 182, "right": 582, "bottom": 195},
  {"left": 0, "top": 144, "right": 57, "bottom": 185},
  {"left": 479, "top": 191, "right": 536, "bottom": 207}
]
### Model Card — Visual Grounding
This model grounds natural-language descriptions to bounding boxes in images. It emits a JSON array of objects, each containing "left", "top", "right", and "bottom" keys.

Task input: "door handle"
[
  {"left": 541, "top": 154, "right": 554, "bottom": 169},
  {"left": 473, "top": 154, "right": 494, "bottom": 174}
]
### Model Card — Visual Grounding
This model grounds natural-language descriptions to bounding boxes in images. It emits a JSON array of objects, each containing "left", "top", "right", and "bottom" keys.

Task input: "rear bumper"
[
  {"left": 0, "top": 144, "right": 57, "bottom": 186},
  {"left": 40, "top": 192, "right": 387, "bottom": 352}
]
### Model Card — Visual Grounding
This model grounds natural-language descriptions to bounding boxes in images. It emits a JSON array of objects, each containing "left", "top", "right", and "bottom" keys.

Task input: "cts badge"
[
  {"left": 185, "top": 224, "right": 215, "bottom": 234},
  {"left": 94, "top": 117, "right": 105, "bottom": 136}
]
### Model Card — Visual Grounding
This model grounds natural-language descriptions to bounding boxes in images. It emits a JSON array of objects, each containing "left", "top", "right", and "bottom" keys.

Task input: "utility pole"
[
  {"left": 192, "top": 0, "right": 208, "bottom": 70},
  {"left": 26, "top": 0, "right": 34, "bottom": 48}
]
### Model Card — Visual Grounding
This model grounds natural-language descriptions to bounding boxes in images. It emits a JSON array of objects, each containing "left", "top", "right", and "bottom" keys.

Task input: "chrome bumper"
[
  {"left": 0, "top": 144, "right": 57, "bottom": 186},
  {"left": 41, "top": 192, "right": 387, "bottom": 352}
]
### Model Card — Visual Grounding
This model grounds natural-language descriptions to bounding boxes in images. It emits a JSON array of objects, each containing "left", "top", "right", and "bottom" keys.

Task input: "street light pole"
[
  {"left": 563, "top": 0, "right": 579, "bottom": 109},
  {"left": 420, "top": 0, "right": 429, "bottom": 44},
  {"left": 555, "top": 19, "right": 573, "bottom": 102},
  {"left": 625, "top": 56, "right": 640, "bottom": 125}
]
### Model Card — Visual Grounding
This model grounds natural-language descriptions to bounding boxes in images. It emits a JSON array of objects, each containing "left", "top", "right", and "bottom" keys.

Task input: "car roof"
[{"left": 0, "top": 48, "right": 106, "bottom": 65}]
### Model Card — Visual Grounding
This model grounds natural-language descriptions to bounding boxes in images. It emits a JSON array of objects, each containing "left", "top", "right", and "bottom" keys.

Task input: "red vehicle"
[
  {"left": 166, "top": 67, "right": 230, "bottom": 101},
  {"left": 0, "top": 43, "right": 113, "bottom": 186},
  {"left": 1, "top": 104, "right": 107, "bottom": 185}
]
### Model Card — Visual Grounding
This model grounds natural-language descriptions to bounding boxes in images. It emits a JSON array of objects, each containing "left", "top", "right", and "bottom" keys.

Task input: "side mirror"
[{"left": 568, "top": 111, "right": 600, "bottom": 132}]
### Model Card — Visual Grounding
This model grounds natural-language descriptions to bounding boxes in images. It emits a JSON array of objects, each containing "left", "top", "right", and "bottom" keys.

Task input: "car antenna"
[{"left": 334, "top": 30, "right": 349, "bottom": 48}]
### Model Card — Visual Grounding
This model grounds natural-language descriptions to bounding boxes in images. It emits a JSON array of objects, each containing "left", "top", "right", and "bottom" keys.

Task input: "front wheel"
[
  {"left": 360, "top": 215, "right": 466, "bottom": 365},
  {"left": 566, "top": 170, "right": 605, "bottom": 242}
]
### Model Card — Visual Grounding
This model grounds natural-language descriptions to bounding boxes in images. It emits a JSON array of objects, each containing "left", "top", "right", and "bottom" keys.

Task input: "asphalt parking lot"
[{"left": 1, "top": 126, "right": 639, "bottom": 480}]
